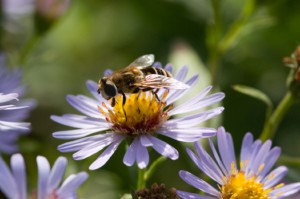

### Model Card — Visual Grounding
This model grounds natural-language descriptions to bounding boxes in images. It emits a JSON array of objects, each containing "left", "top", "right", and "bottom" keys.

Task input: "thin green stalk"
[
  {"left": 137, "top": 168, "right": 146, "bottom": 189},
  {"left": 277, "top": 155, "right": 300, "bottom": 167},
  {"left": 207, "top": 49, "right": 221, "bottom": 88},
  {"left": 218, "top": 0, "right": 256, "bottom": 54},
  {"left": 18, "top": 34, "right": 40, "bottom": 65},
  {"left": 260, "top": 91, "right": 296, "bottom": 141},
  {"left": 136, "top": 156, "right": 167, "bottom": 189},
  {"left": 207, "top": 0, "right": 222, "bottom": 88},
  {"left": 144, "top": 156, "right": 166, "bottom": 182}
]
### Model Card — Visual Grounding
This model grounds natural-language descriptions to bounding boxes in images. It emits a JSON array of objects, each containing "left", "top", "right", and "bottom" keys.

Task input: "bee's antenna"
[{"left": 111, "top": 98, "right": 116, "bottom": 107}]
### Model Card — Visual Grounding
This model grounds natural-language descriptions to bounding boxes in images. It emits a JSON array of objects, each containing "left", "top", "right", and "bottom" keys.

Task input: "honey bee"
[{"left": 97, "top": 54, "right": 189, "bottom": 107}]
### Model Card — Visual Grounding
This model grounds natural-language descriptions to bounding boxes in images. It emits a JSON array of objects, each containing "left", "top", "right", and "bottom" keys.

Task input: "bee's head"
[{"left": 98, "top": 78, "right": 117, "bottom": 100}]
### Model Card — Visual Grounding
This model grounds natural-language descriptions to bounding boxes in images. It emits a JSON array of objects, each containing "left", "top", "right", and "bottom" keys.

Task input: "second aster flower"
[
  {"left": 0, "top": 154, "right": 88, "bottom": 199},
  {"left": 51, "top": 63, "right": 225, "bottom": 170},
  {"left": 177, "top": 127, "right": 300, "bottom": 199}
]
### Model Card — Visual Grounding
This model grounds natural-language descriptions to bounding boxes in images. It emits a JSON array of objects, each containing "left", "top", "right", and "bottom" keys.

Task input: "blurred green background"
[{"left": 1, "top": 0, "right": 300, "bottom": 198}]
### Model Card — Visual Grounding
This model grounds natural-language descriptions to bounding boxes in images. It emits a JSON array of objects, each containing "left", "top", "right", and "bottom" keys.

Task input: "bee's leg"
[
  {"left": 111, "top": 97, "right": 116, "bottom": 107},
  {"left": 136, "top": 90, "right": 142, "bottom": 114},
  {"left": 121, "top": 92, "right": 127, "bottom": 106},
  {"left": 153, "top": 89, "right": 160, "bottom": 101},
  {"left": 121, "top": 92, "right": 127, "bottom": 121}
]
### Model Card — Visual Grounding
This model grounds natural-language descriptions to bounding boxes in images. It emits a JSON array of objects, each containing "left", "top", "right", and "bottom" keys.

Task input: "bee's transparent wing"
[
  {"left": 135, "top": 74, "right": 190, "bottom": 89},
  {"left": 129, "top": 54, "right": 155, "bottom": 68}
]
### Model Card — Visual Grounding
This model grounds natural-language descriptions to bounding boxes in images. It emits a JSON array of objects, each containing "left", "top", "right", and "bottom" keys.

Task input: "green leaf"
[{"left": 233, "top": 84, "right": 273, "bottom": 113}]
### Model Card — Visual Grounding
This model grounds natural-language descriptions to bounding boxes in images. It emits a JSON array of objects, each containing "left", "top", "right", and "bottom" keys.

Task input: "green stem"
[
  {"left": 277, "top": 155, "right": 300, "bottom": 167},
  {"left": 207, "top": 0, "right": 222, "bottom": 88},
  {"left": 218, "top": 0, "right": 256, "bottom": 54},
  {"left": 260, "top": 91, "right": 296, "bottom": 141},
  {"left": 136, "top": 156, "right": 167, "bottom": 189},
  {"left": 137, "top": 168, "right": 146, "bottom": 189},
  {"left": 18, "top": 34, "right": 40, "bottom": 65},
  {"left": 144, "top": 156, "right": 166, "bottom": 181}
]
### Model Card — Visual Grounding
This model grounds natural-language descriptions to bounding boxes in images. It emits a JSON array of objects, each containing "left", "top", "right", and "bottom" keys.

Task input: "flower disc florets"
[
  {"left": 99, "top": 91, "right": 171, "bottom": 136},
  {"left": 220, "top": 168, "right": 271, "bottom": 199}
]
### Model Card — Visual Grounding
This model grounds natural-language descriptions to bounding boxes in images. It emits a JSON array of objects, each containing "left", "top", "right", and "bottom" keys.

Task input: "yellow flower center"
[
  {"left": 220, "top": 172, "right": 270, "bottom": 199},
  {"left": 99, "top": 91, "right": 172, "bottom": 136},
  {"left": 218, "top": 162, "right": 285, "bottom": 199}
]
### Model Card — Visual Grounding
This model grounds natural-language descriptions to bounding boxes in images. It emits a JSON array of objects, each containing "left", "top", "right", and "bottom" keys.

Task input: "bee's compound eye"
[{"left": 104, "top": 81, "right": 117, "bottom": 97}]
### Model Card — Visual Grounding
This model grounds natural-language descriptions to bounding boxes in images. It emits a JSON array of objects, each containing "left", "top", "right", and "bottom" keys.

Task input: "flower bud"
[
  {"left": 34, "top": 0, "right": 70, "bottom": 34},
  {"left": 285, "top": 45, "right": 300, "bottom": 98}
]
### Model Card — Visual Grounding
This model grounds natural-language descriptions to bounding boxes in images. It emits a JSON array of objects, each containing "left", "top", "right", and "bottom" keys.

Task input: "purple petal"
[
  {"left": 58, "top": 137, "right": 95, "bottom": 152},
  {"left": 140, "top": 135, "right": 153, "bottom": 147},
  {"left": 51, "top": 115, "right": 109, "bottom": 129},
  {"left": 259, "top": 147, "right": 281, "bottom": 179},
  {"left": 0, "top": 93, "right": 18, "bottom": 103},
  {"left": 89, "top": 136, "right": 124, "bottom": 170},
  {"left": 0, "top": 155, "right": 19, "bottom": 198},
  {"left": 251, "top": 140, "right": 272, "bottom": 174},
  {"left": 123, "top": 138, "right": 139, "bottom": 167},
  {"left": 66, "top": 95, "right": 101, "bottom": 118},
  {"left": 263, "top": 166, "right": 287, "bottom": 189},
  {"left": 207, "top": 138, "right": 227, "bottom": 178},
  {"left": 164, "top": 64, "right": 173, "bottom": 73},
  {"left": 73, "top": 134, "right": 122, "bottom": 160},
  {"left": 164, "top": 107, "right": 224, "bottom": 128},
  {"left": 170, "top": 90, "right": 224, "bottom": 116},
  {"left": 158, "top": 127, "right": 216, "bottom": 142},
  {"left": 192, "top": 143, "right": 224, "bottom": 184},
  {"left": 11, "top": 154, "right": 26, "bottom": 199},
  {"left": 166, "top": 75, "right": 199, "bottom": 104},
  {"left": 56, "top": 172, "right": 89, "bottom": 198},
  {"left": 176, "top": 190, "right": 216, "bottom": 199},
  {"left": 136, "top": 140, "right": 149, "bottom": 168},
  {"left": 153, "top": 62, "right": 162, "bottom": 68},
  {"left": 147, "top": 136, "right": 178, "bottom": 160},
  {"left": 217, "top": 128, "right": 236, "bottom": 174},
  {"left": 86, "top": 80, "right": 104, "bottom": 102},
  {"left": 37, "top": 156, "right": 51, "bottom": 199},
  {"left": 179, "top": 170, "right": 219, "bottom": 197},
  {"left": 104, "top": 69, "right": 113, "bottom": 76},
  {"left": 245, "top": 140, "right": 263, "bottom": 176},
  {"left": 269, "top": 183, "right": 300, "bottom": 199},
  {"left": 47, "top": 157, "right": 67, "bottom": 192},
  {"left": 174, "top": 65, "right": 188, "bottom": 81},
  {"left": 169, "top": 86, "right": 213, "bottom": 115},
  {"left": 53, "top": 128, "right": 109, "bottom": 139},
  {"left": 240, "top": 132, "right": 254, "bottom": 170}
]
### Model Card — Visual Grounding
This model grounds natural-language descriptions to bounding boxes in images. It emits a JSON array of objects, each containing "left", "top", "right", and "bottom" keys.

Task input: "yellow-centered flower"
[
  {"left": 177, "top": 127, "right": 300, "bottom": 199},
  {"left": 52, "top": 65, "right": 224, "bottom": 169}
]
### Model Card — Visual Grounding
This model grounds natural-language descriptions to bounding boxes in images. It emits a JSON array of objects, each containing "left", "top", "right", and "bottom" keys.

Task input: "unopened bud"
[
  {"left": 285, "top": 45, "right": 300, "bottom": 98},
  {"left": 34, "top": 0, "right": 70, "bottom": 34},
  {"left": 134, "top": 183, "right": 180, "bottom": 199}
]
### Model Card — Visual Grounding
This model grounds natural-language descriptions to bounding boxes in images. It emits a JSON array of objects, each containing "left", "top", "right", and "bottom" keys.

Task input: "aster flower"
[
  {"left": 0, "top": 153, "right": 88, "bottom": 199},
  {"left": 1, "top": 0, "right": 34, "bottom": 15},
  {"left": 177, "top": 127, "right": 300, "bottom": 199},
  {"left": 51, "top": 63, "right": 225, "bottom": 170},
  {"left": 0, "top": 55, "right": 35, "bottom": 154}
]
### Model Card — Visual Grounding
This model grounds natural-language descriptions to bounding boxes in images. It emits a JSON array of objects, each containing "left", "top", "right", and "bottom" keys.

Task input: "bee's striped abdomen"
[{"left": 141, "top": 67, "right": 172, "bottom": 77}]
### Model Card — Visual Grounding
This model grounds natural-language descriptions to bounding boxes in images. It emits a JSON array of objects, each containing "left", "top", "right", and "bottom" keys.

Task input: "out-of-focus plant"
[
  {"left": 0, "top": 0, "right": 299, "bottom": 198},
  {"left": 0, "top": 0, "right": 71, "bottom": 65},
  {"left": 206, "top": 0, "right": 273, "bottom": 87}
]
